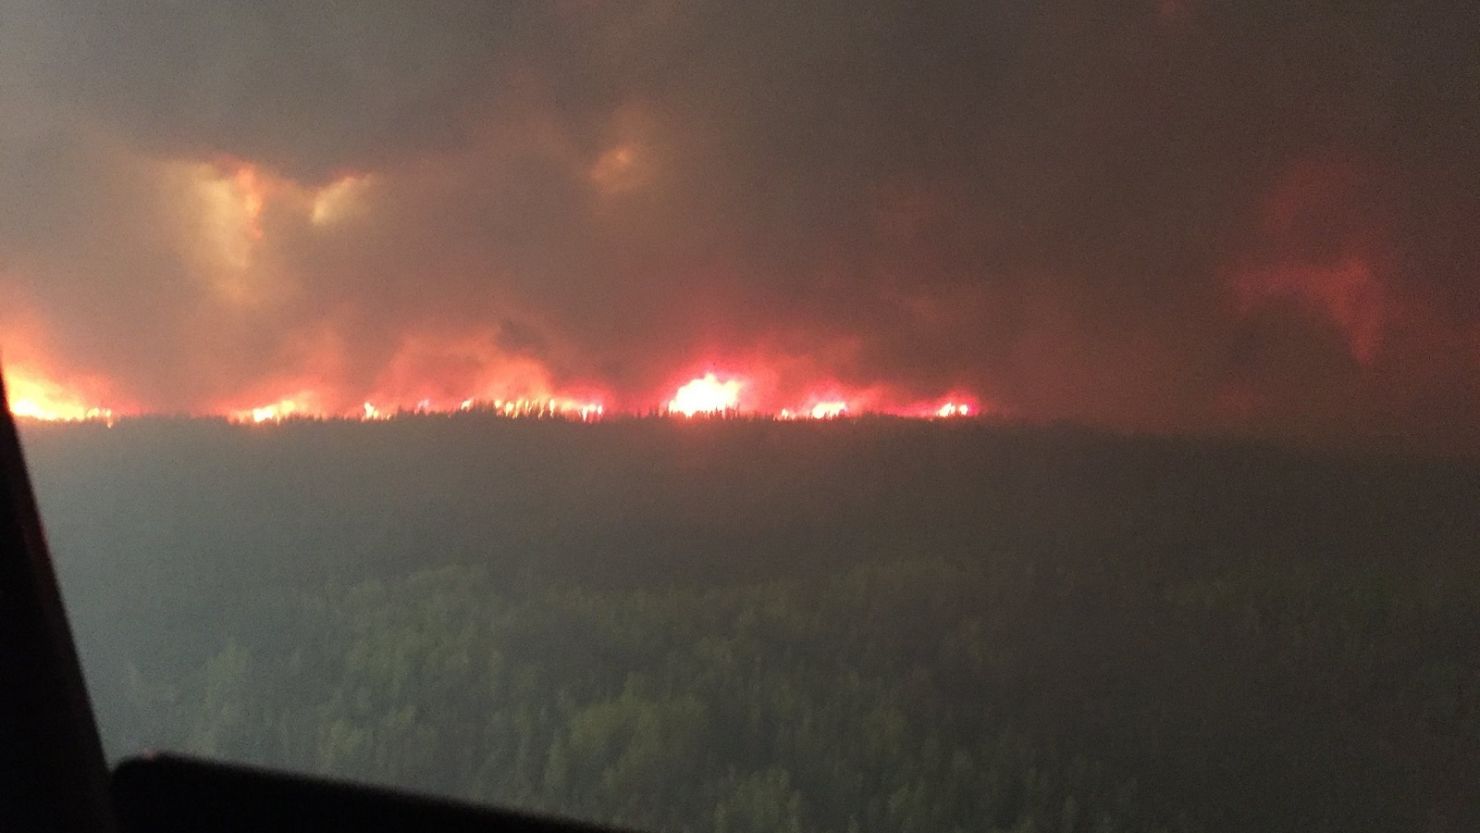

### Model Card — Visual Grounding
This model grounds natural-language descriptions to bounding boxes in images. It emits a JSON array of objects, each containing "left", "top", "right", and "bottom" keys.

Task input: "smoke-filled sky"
[{"left": 2, "top": 1, "right": 1478, "bottom": 451}]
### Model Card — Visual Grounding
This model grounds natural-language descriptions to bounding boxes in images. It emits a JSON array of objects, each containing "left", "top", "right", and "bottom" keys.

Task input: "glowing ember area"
[
  {"left": 5, "top": 358, "right": 981, "bottom": 425},
  {"left": 809, "top": 401, "right": 848, "bottom": 419},
  {"left": 227, "top": 394, "right": 606, "bottom": 424},
  {"left": 7, "top": 356, "right": 979, "bottom": 424},
  {"left": 9, "top": 341, "right": 983, "bottom": 426},
  {"left": 778, "top": 400, "right": 850, "bottom": 420},
  {"left": 778, "top": 402, "right": 849, "bottom": 420},
  {"left": 474, "top": 398, "right": 605, "bottom": 421},
  {"left": 3, "top": 367, "right": 115, "bottom": 423},
  {"left": 237, "top": 399, "right": 308, "bottom": 424},
  {"left": 668, "top": 374, "right": 744, "bottom": 417}
]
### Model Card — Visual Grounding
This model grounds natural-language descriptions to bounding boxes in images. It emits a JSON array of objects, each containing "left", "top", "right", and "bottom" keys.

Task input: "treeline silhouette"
[{"left": 17, "top": 417, "right": 1480, "bottom": 833}]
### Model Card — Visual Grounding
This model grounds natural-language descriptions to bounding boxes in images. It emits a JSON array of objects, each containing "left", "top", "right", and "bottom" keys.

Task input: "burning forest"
[{"left": 0, "top": 3, "right": 1477, "bottom": 454}]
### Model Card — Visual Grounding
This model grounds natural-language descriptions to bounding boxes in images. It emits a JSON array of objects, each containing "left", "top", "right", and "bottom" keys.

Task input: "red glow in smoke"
[
  {"left": 1235, "top": 158, "right": 1391, "bottom": 364},
  {"left": 1234, "top": 257, "right": 1386, "bottom": 364}
]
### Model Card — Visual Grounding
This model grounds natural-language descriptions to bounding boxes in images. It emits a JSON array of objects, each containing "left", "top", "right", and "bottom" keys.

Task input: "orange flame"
[
  {"left": 778, "top": 401, "right": 849, "bottom": 420},
  {"left": 231, "top": 396, "right": 314, "bottom": 424},
  {"left": 9, "top": 356, "right": 980, "bottom": 425},
  {"left": 8, "top": 331, "right": 988, "bottom": 425},
  {"left": 810, "top": 401, "right": 848, "bottom": 419},
  {"left": 3, "top": 366, "right": 116, "bottom": 424},
  {"left": 667, "top": 373, "right": 744, "bottom": 417},
  {"left": 226, "top": 393, "right": 606, "bottom": 424}
]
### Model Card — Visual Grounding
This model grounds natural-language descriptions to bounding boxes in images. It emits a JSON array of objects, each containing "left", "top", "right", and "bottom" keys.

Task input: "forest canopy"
[{"left": 19, "top": 417, "right": 1480, "bottom": 833}]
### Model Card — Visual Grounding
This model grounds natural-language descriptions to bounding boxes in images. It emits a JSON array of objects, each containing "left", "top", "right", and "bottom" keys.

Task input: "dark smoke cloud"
[{"left": 1, "top": 0, "right": 1478, "bottom": 452}]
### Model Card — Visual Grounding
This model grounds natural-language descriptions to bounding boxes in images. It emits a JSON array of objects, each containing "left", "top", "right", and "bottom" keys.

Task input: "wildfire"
[
  {"left": 668, "top": 373, "right": 744, "bottom": 417},
  {"left": 7, "top": 365, "right": 982, "bottom": 425},
  {"left": 475, "top": 398, "right": 604, "bottom": 421},
  {"left": 227, "top": 395, "right": 606, "bottom": 424},
  {"left": 238, "top": 399, "right": 308, "bottom": 424},
  {"left": 809, "top": 401, "right": 848, "bottom": 419},
  {"left": 220, "top": 373, "right": 979, "bottom": 424},
  {"left": 7, "top": 344, "right": 984, "bottom": 426},
  {"left": 780, "top": 400, "right": 850, "bottom": 420},
  {"left": 3, "top": 367, "right": 115, "bottom": 424}
]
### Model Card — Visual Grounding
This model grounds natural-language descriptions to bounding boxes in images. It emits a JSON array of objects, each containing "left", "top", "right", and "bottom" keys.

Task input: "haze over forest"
[{"left": 21, "top": 416, "right": 1480, "bottom": 833}]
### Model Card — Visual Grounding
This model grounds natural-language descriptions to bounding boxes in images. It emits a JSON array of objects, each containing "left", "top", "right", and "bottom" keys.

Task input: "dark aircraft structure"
[{"left": 0, "top": 373, "right": 620, "bottom": 832}]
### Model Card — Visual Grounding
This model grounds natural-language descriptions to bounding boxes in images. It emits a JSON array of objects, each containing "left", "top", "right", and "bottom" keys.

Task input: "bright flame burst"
[
  {"left": 780, "top": 400, "right": 850, "bottom": 420},
  {"left": 238, "top": 398, "right": 308, "bottom": 424},
  {"left": 667, "top": 374, "right": 744, "bottom": 417},
  {"left": 3, "top": 367, "right": 115, "bottom": 424},
  {"left": 936, "top": 402, "right": 971, "bottom": 418},
  {"left": 809, "top": 401, "right": 848, "bottom": 419}
]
